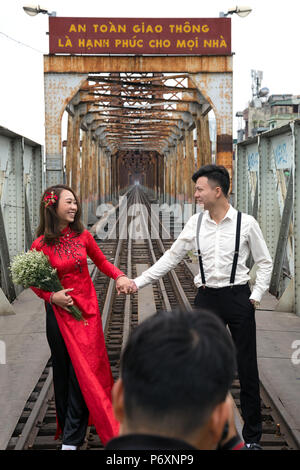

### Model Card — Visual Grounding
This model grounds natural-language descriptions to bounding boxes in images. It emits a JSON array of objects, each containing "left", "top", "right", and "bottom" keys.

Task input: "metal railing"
[
  {"left": 0, "top": 128, "right": 43, "bottom": 301},
  {"left": 235, "top": 119, "right": 300, "bottom": 315}
]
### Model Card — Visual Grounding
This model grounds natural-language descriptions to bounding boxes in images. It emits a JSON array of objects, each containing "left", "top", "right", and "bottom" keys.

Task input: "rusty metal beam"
[
  {"left": 88, "top": 112, "right": 181, "bottom": 122},
  {"left": 44, "top": 55, "right": 232, "bottom": 74},
  {"left": 106, "top": 129, "right": 171, "bottom": 134},
  {"left": 83, "top": 93, "right": 196, "bottom": 106},
  {"left": 107, "top": 135, "right": 171, "bottom": 140},
  {"left": 95, "top": 122, "right": 178, "bottom": 128},
  {"left": 44, "top": 57, "right": 233, "bottom": 193},
  {"left": 108, "top": 138, "right": 167, "bottom": 143},
  {"left": 108, "top": 136, "right": 167, "bottom": 141},
  {"left": 88, "top": 103, "right": 191, "bottom": 115},
  {"left": 86, "top": 77, "right": 195, "bottom": 94},
  {"left": 114, "top": 73, "right": 188, "bottom": 83}
]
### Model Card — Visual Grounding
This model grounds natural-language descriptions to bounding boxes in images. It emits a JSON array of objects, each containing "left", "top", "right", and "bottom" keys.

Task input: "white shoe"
[{"left": 61, "top": 444, "right": 77, "bottom": 450}]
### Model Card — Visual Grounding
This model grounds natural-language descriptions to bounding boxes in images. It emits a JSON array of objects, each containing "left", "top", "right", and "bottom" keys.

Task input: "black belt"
[
  {"left": 196, "top": 210, "right": 242, "bottom": 288},
  {"left": 199, "top": 283, "right": 249, "bottom": 293}
]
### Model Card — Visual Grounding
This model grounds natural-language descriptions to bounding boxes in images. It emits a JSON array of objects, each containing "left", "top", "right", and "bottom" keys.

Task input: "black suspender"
[
  {"left": 196, "top": 210, "right": 242, "bottom": 288},
  {"left": 196, "top": 212, "right": 206, "bottom": 286},
  {"left": 230, "top": 211, "right": 242, "bottom": 286}
]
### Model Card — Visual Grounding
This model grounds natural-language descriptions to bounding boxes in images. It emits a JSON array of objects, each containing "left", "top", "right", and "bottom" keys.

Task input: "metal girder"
[
  {"left": 236, "top": 145, "right": 248, "bottom": 212},
  {"left": 83, "top": 92, "right": 197, "bottom": 106},
  {"left": 258, "top": 135, "right": 281, "bottom": 260},
  {"left": 4, "top": 137, "right": 24, "bottom": 261},
  {"left": 44, "top": 73, "right": 88, "bottom": 185},
  {"left": 44, "top": 54, "right": 232, "bottom": 212},
  {"left": 236, "top": 120, "right": 300, "bottom": 315},
  {"left": 0, "top": 204, "right": 16, "bottom": 301},
  {"left": 86, "top": 76, "right": 196, "bottom": 93},
  {"left": 294, "top": 121, "right": 300, "bottom": 315},
  {"left": 44, "top": 55, "right": 233, "bottom": 74},
  {"left": 0, "top": 129, "right": 43, "bottom": 301},
  {"left": 73, "top": 73, "right": 197, "bottom": 154},
  {"left": 191, "top": 72, "right": 232, "bottom": 172},
  {"left": 270, "top": 170, "right": 293, "bottom": 297},
  {"left": 24, "top": 192, "right": 33, "bottom": 251},
  {"left": 88, "top": 112, "right": 181, "bottom": 122}
]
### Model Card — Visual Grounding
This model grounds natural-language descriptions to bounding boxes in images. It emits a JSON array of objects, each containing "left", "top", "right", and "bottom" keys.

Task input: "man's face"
[{"left": 194, "top": 176, "right": 219, "bottom": 210}]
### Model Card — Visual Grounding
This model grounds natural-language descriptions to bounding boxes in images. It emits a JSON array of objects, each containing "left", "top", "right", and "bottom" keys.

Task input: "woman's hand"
[
  {"left": 51, "top": 288, "right": 74, "bottom": 312},
  {"left": 116, "top": 276, "right": 136, "bottom": 295}
]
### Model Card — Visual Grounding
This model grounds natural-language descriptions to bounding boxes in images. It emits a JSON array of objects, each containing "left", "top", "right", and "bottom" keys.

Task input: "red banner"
[{"left": 49, "top": 17, "right": 231, "bottom": 55}]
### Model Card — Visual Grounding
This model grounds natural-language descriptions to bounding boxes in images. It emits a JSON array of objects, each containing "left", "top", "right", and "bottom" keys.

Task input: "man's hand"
[
  {"left": 250, "top": 299, "right": 260, "bottom": 309},
  {"left": 129, "top": 280, "right": 138, "bottom": 293},
  {"left": 116, "top": 276, "right": 138, "bottom": 295}
]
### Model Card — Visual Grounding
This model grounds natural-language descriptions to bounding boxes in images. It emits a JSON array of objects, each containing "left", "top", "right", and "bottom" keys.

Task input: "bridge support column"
[
  {"left": 188, "top": 128, "right": 195, "bottom": 200},
  {"left": 191, "top": 72, "right": 233, "bottom": 181},
  {"left": 196, "top": 113, "right": 211, "bottom": 168},
  {"left": 183, "top": 128, "right": 194, "bottom": 204},
  {"left": 105, "top": 152, "right": 111, "bottom": 203},
  {"left": 80, "top": 127, "right": 90, "bottom": 227},
  {"left": 169, "top": 147, "right": 176, "bottom": 205},
  {"left": 99, "top": 146, "right": 106, "bottom": 204},
  {"left": 44, "top": 73, "right": 88, "bottom": 187},
  {"left": 164, "top": 152, "right": 170, "bottom": 204},
  {"left": 68, "top": 109, "right": 81, "bottom": 196},
  {"left": 158, "top": 154, "right": 164, "bottom": 204},
  {"left": 111, "top": 154, "right": 117, "bottom": 204},
  {"left": 65, "top": 113, "right": 73, "bottom": 187},
  {"left": 175, "top": 140, "right": 184, "bottom": 205}
]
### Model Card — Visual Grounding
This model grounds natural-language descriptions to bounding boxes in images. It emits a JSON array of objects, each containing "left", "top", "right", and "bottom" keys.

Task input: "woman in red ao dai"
[{"left": 30, "top": 184, "right": 131, "bottom": 450}]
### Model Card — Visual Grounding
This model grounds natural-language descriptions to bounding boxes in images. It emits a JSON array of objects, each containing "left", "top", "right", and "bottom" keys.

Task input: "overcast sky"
[{"left": 0, "top": 0, "right": 299, "bottom": 145}]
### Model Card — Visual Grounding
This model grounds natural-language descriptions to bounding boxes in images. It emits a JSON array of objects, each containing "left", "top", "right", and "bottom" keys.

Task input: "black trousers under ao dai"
[{"left": 46, "top": 304, "right": 89, "bottom": 447}]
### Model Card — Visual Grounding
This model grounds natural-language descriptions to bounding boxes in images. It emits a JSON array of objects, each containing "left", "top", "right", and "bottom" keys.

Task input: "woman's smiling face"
[{"left": 56, "top": 189, "right": 78, "bottom": 227}]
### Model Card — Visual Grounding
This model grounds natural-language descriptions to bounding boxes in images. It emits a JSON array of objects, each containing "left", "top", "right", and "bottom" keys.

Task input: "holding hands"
[
  {"left": 115, "top": 276, "right": 138, "bottom": 295},
  {"left": 52, "top": 279, "right": 137, "bottom": 309}
]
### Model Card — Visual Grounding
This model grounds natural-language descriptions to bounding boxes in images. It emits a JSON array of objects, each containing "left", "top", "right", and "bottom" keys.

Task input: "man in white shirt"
[{"left": 130, "top": 164, "right": 273, "bottom": 449}]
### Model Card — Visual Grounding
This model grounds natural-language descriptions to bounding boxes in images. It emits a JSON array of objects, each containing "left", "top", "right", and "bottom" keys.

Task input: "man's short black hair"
[
  {"left": 192, "top": 164, "right": 230, "bottom": 196},
  {"left": 120, "top": 308, "right": 236, "bottom": 436}
]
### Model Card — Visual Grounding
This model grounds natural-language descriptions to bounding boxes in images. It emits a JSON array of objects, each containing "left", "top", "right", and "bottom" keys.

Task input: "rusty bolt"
[{"left": 276, "top": 423, "right": 281, "bottom": 436}]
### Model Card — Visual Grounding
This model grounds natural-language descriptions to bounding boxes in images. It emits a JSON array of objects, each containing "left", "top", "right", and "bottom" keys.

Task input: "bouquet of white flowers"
[{"left": 10, "top": 249, "right": 83, "bottom": 321}]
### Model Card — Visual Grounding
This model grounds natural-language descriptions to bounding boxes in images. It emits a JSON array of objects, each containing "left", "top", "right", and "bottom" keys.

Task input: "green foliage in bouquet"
[{"left": 10, "top": 249, "right": 83, "bottom": 321}]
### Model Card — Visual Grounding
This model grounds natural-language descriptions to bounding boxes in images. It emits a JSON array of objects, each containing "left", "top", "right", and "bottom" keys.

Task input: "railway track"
[{"left": 6, "top": 187, "right": 299, "bottom": 451}]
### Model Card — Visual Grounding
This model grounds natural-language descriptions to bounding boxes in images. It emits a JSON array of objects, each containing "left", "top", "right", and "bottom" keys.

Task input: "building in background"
[{"left": 237, "top": 70, "right": 300, "bottom": 141}]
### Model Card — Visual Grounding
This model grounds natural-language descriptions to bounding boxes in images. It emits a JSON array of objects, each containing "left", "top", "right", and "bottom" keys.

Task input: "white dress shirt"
[{"left": 134, "top": 205, "right": 273, "bottom": 302}]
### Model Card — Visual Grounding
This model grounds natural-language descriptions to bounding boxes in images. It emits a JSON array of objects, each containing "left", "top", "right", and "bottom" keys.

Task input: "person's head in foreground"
[{"left": 111, "top": 308, "right": 237, "bottom": 450}]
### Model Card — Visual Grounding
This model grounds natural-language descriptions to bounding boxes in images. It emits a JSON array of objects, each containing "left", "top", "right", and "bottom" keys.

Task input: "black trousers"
[
  {"left": 46, "top": 304, "right": 89, "bottom": 446},
  {"left": 194, "top": 284, "right": 262, "bottom": 444}
]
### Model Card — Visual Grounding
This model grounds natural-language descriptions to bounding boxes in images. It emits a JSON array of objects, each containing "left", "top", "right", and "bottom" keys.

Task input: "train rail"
[{"left": 6, "top": 187, "right": 299, "bottom": 451}]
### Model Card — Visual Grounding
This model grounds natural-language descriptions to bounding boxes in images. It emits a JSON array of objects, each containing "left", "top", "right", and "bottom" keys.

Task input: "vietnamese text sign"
[{"left": 49, "top": 17, "right": 231, "bottom": 55}]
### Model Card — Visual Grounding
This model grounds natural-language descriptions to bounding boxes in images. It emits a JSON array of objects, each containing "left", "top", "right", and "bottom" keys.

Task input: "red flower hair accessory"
[{"left": 43, "top": 191, "right": 58, "bottom": 208}]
